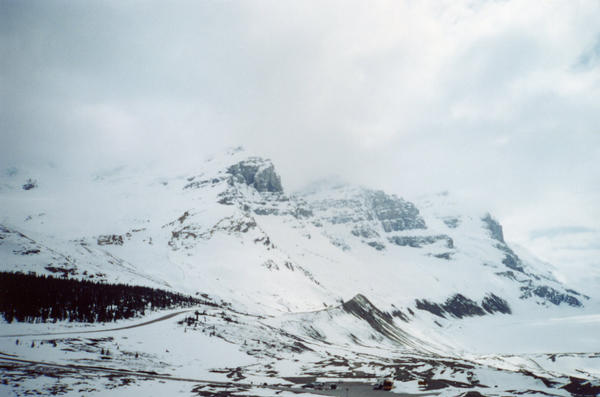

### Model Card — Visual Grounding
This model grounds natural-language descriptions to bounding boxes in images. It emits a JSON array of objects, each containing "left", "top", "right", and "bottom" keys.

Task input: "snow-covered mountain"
[
  {"left": 0, "top": 147, "right": 588, "bottom": 315},
  {"left": 1, "top": 147, "right": 599, "bottom": 396}
]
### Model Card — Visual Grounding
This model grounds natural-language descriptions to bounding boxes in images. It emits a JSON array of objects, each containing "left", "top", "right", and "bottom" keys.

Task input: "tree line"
[{"left": 0, "top": 272, "right": 205, "bottom": 323}]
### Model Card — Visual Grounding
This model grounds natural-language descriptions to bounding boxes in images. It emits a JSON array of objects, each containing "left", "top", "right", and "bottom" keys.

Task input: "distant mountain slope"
[
  {"left": 0, "top": 147, "right": 589, "bottom": 321},
  {"left": 2, "top": 148, "right": 599, "bottom": 396}
]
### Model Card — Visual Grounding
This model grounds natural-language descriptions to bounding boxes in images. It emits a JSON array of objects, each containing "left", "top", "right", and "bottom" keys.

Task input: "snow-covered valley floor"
[
  {"left": 1, "top": 151, "right": 599, "bottom": 396},
  {"left": 1, "top": 303, "right": 599, "bottom": 397}
]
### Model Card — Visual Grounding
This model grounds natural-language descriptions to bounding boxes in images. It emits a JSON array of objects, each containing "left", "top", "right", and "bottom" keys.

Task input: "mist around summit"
[{"left": 1, "top": 1, "right": 600, "bottom": 396}]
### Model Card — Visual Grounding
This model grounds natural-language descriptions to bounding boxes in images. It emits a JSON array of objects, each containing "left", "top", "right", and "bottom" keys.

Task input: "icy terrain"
[{"left": 1, "top": 147, "right": 599, "bottom": 396}]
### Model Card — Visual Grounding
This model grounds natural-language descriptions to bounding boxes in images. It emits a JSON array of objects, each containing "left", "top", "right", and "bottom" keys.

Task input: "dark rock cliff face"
[
  {"left": 481, "top": 214, "right": 585, "bottom": 307},
  {"left": 482, "top": 215, "right": 527, "bottom": 273},
  {"left": 220, "top": 157, "right": 585, "bottom": 312},
  {"left": 496, "top": 270, "right": 586, "bottom": 307},
  {"left": 343, "top": 294, "right": 394, "bottom": 328},
  {"left": 351, "top": 225, "right": 380, "bottom": 239},
  {"left": 388, "top": 235, "right": 454, "bottom": 249},
  {"left": 97, "top": 234, "right": 124, "bottom": 246},
  {"left": 497, "top": 244, "right": 526, "bottom": 273},
  {"left": 341, "top": 294, "right": 422, "bottom": 347},
  {"left": 368, "top": 191, "right": 426, "bottom": 232},
  {"left": 521, "top": 285, "right": 583, "bottom": 307},
  {"left": 481, "top": 294, "right": 512, "bottom": 314},
  {"left": 443, "top": 294, "right": 486, "bottom": 318},
  {"left": 227, "top": 158, "right": 283, "bottom": 193},
  {"left": 482, "top": 214, "right": 504, "bottom": 243},
  {"left": 415, "top": 299, "right": 447, "bottom": 318},
  {"left": 305, "top": 187, "right": 427, "bottom": 252},
  {"left": 416, "top": 293, "right": 511, "bottom": 319}
]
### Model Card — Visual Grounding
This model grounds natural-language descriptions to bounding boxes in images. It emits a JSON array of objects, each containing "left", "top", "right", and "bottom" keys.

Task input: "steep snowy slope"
[
  {"left": 2, "top": 148, "right": 599, "bottom": 396},
  {"left": 0, "top": 146, "right": 593, "bottom": 332}
]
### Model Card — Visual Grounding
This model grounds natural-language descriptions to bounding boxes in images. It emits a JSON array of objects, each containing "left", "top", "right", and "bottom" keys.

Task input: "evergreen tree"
[{"left": 0, "top": 272, "right": 206, "bottom": 324}]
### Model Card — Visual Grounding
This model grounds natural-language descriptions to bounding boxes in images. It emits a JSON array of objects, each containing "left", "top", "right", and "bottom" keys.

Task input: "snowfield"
[{"left": 1, "top": 148, "right": 599, "bottom": 396}]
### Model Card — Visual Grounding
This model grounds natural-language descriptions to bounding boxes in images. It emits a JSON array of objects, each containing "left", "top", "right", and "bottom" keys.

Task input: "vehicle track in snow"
[
  {"left": 0, "top": 309, "right": 442, "bottom": 396},
  {"left": 0, "top": 354, "right": 235, "bottom": 385}
]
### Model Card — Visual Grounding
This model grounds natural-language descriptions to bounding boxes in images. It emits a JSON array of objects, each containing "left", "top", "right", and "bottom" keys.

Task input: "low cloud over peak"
[{"left": 2, "top": 0, "right": 599, "bottom": 274}]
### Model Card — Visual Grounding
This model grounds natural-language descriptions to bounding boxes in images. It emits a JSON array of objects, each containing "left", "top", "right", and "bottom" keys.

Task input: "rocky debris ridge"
[
  {"left": 308, "top": 188, "right": 425, "bottom": 232},
  {"left": 97, "top": 235, "right": 124, "bottom": 246},
  {"left": 351, "top": 225, "right": 380, "bottom": 239},
  {"left": 227, "top": 157, "right": 283, "bottom": 193},
  {"left": 368, "top": 190, "right": 426, "bottom": 232},
  {"left": 481, "top": 294, "right": 512, "bottom": 314},
  {"left": 520, "top": 284, "right": 583, "bottom": 307},
  {"left": 482, "top": 222, "right": 526, "bottom": 272},
  {"left": 415, "top": 293, "right": 511, "bottom": 319},
  {"left": 482, "top": 214, "right": 504, "bottom": 243},
  {"left": 388, "top": 234, "right": 454, "bottom": 249},
  {"left": 166, "top": 212, "right": 262, "bottom": 251},
  {"left": 342, "top": 294, "right": 427, "bottom": 348},
  {"left": 497, "top": 244, "right": 525, "bottom": 273},
  {"left": 496, "top": 270, "right": 586, "bottom": 307},
  {"left": 367, "top": 241, "right": 386, "bottom": 251},
  {"left": 480, "top": 215, "right": 586, "bottom": 307},
  {"left": 304, "top": 186, "right": 427, "bottom": 251},
  {"left": 184, "top": 176, "right": 227, "bottom": 190}
]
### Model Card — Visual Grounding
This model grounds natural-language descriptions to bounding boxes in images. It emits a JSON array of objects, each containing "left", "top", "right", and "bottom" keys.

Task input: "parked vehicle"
[
  {"left": 301, "top": 382, "right": 325, "bottom": 390},
  {"left": 374, "top": 378, "right": 394, "bottom": 391},
  {"left": 313, "top": 382, "right": 325, "bottom": 390}
]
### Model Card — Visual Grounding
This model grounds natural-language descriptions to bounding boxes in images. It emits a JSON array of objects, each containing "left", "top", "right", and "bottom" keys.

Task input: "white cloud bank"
[{"left": 1, "top": 0, "right": 599, "bottom": 275}]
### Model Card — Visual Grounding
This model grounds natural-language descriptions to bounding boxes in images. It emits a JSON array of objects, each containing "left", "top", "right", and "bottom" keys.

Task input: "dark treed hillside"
[{"left": 0, "top": 272, "right": 208, "bottom": 323}]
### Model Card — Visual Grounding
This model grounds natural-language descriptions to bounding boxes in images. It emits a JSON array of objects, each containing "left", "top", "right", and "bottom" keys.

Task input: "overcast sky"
[{"left": 1, "top": 0, "right": 599, "bottom": 279}]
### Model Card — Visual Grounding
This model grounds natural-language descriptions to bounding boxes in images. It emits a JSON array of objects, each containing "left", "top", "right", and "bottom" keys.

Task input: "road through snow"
[
  {"left": 0, "top": 354, "right": 438, "bottom": 397},
  {"left": 0, "top": 308, "right": 440, "bottom": 396},
  {"left": 0, "top": 309, "right": 192, "bottom": 338}
]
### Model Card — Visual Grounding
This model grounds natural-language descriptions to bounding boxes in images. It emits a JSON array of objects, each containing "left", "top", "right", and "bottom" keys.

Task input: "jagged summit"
[
  {"left": 227, "top": 157, "right": 283, "bottom": 193},
  {"left": 0, "top": 149, "right": 590, "bottom": 317},
  {"left": 482, "top": 213, "right": 505, "bottom": 243},
  {"left": 2, "top": 148, "right": 598, "bottom": 395}
]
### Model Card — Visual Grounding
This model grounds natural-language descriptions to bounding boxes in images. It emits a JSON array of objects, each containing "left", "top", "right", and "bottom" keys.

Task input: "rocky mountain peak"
[
  {"left": 366, "top": 190, "right": 426, "bottom": 232},
  {"left": 227, "top": 157, "right": 283, "bottom": 193},
  {"left": 482, "top": 213, "right": 504, "bottom": 243}
]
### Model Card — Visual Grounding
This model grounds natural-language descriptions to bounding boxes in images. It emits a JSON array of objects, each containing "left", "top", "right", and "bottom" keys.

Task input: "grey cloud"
[
  {"left": 575, "top": 34, "right": 600, "bottom": 69},
  {"left": 531, "top": 227, "right": 596, "bottom": 240},
  {"left": 1, "top": 0, "right": 600, "bottom": 272}
]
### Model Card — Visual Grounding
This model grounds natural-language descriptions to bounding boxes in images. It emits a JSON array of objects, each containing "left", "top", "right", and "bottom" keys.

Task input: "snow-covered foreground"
[
  {"left": 1, "top": 148, "right": 599, "bottom": 396},
  {"left": 1, "top": 301, "right": 599, "bottom": 396},
  {"left": 446, "top": 311, "right": 600, "bottom": 355}
]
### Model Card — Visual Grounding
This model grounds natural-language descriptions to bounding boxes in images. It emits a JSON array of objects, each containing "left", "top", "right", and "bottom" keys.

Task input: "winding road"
[
  {"left": 0, "top": 354, "right": 438, "bottom": 397},
  {"left": 0, "top": 309, "right": 438, "bottom": 396},
  {"left": 0, "top": 309, "right": 193, "bottom": 338}
]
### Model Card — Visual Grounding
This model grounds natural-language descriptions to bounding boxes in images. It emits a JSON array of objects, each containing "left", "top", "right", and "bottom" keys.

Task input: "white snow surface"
[{"left": 1, "top": 147, "right": 599, "bottom": 396}]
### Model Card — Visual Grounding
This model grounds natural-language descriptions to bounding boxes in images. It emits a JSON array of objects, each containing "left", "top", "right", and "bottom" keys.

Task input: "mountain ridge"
[
  {"left": 0, "top": 148, "right": 588, "bottom": 317},
  {"left": 2, "top": 148, "right": 600, "bottom": 396}
]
